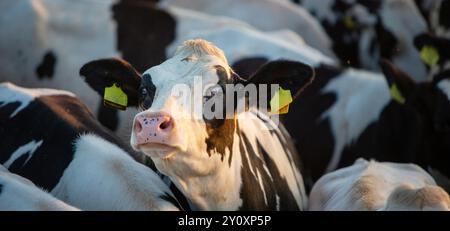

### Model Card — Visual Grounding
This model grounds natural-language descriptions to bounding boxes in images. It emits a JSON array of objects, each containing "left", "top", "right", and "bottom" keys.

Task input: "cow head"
[
  {"left": 414, "top": 33, "right": 450, "bottom": 71},
  {"left": 80, "top": 39, "right": 314, "bottom": 177},
  {"left": 379, "top": 59, "right": 450, "bottom": 179}
]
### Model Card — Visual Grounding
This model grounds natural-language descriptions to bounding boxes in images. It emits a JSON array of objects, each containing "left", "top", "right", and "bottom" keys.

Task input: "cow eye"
[
  {"left": 141, "top": 88, "right": 148, "bottom": 97},
  {"left": 204, "top": 85, "right": 222, "bottom": 98},
  {"left": 203, "top": 85, "right": 223, "bottom": 105}
]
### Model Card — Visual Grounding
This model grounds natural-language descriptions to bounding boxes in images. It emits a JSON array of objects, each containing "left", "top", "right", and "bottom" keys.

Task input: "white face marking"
[
  {"left": 321, "top": 69, "right": 391, "bottom": 172},
  {"left": 3, "top": 140, "right": 43, "bottom": 169},
  {"left": 0, "top": 82, "right": 75, "bottom": 118},
  {"left": 438, "top": 79, "right": 450, "bottom": 102}
]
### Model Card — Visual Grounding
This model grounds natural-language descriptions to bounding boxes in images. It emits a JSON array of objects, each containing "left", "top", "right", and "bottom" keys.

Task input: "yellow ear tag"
[
  {"left": 390, "top": 84, "right": 405, "bottom": 104},
  {"left": 420, "top": 45, "right": 439, "bottom": 67},
  {"left": 343, "top": 14, "right": 357, "bottom": 30},
  {"left": 104, "top": 83, "right": 128, "bottom": 110},
  {"left": 270, "top": 87, "right": 293, "bottom": 115}
]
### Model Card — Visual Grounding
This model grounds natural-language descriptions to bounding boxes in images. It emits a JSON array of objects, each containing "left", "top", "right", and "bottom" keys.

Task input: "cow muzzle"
[{"left": 132, "top": 112, "right": 181, "bottom": 158}]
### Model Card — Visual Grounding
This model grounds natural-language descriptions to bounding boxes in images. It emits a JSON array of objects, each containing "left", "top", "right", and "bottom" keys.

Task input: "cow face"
[
  {"left": 80, "top": 39, "right": 314, "bottom": 177},
  {"left": 380, "top": 59, "right": 450, "bottom": 178}
]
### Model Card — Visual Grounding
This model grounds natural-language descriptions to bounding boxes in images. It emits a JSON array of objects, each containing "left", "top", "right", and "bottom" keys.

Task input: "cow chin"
[{"left": 133, "top": 143, "right": 183, "bottom": 160}]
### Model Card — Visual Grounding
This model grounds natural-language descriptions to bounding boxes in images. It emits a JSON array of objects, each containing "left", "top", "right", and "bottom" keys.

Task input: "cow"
[
  {"left": 309, "top": 158, "right": 450, "bottom": 211},
  {"left": 414, "top": 32, "right": 450, "bottom": 78},
  {"left": 296, "top": 0, "right": 429, "bottom": 82},
  {"left": 0, "top": 0, "right": 333, "bottom": 141},
  {"left": 79, "top": 39, "right": 312, "bottom": 210},
  {"left": 157, "top": 0, "right": 337, "bottom": 59},
  {"left": 0, "top": 165, "right": 79, "bottom": 211},
  {"left": 0, "top": 82, "right": 182, "bottom": 211},
  {"left": 416, "top": 0, "right": 450, "bottom": 37},
  {"left": 275, "top": 58, "right": 450, "bottom": 193}
]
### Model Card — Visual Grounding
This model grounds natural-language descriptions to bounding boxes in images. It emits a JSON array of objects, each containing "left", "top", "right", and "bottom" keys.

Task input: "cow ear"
[
  {"left": 414, "top": 33, "right": 450, "bottom": 67},
  {"left": 379, "top": 59, "right": 416, "bottom": 104},
  {"left": 79, "top": 58, "right": 142, "bottom": 109},
  {"left": 242, "top": 60, "right": 315, "bottom": 114}
]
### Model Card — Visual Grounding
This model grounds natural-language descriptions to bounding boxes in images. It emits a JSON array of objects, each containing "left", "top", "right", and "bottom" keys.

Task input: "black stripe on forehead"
[{"left": 140, "top": 74, "right": 156, "bottom": 109}]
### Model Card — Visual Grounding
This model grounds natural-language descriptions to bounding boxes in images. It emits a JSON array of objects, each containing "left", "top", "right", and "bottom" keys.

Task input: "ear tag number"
[
  {"left": 104, "top": 83, "right": 128, "bottom": 110},
  {"left": 420, "top": 45, "right": 439, "bottom": 67},
  {"left": 390, "top": 84, "right": 405, "bottom": 104},
  {"left": 270, "top": 87, "right": 293, "bottom": 115}
]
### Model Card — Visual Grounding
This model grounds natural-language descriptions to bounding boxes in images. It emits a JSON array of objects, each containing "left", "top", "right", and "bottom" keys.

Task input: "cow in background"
[
  {"left": 296, "top": 0, "right": 429, "bottom": 82},
  {"left": 309, "top": 158, "right": 450, "bottom": 211},
  {"left": 0, "top": 165, "right": 79, "bottom": 211},
  {"left": 0, "top": 0, "right": 335, "bottom": 141},
  {"left": 157, "top": 0, "right": 337, "bottom": 59},
  {"left": 0, "top": 82, "right": 182, "bottom": 210}
]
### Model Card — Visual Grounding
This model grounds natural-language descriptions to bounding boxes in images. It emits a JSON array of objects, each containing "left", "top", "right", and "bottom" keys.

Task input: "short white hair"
[{"left": 175, "top": 39, "right": 229, "bottom": 66}]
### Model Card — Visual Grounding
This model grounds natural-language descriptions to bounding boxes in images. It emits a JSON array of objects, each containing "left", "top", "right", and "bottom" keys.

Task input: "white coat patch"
[
  {"left": 437, "top": 79, "right": 450, "bottom": 102},
  {"left": 3, "top": 140, "right": 44, "bottom": 169},
  {"left": 320, "top": 69, "right": 391, "bottom": 172},
  {"left": 0, "top": 82, "right": 75, "bottom": 118}
]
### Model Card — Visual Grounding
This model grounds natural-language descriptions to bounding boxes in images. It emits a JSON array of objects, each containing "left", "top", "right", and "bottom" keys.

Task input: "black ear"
[
  {"left": 79, "top": 58, "right": 142, "bottom": 107},
  {"left": 414, "top": 33, "right": 450, "bottom": 66},
  {"left": 234, "top": 60, "right": 314, "bottom": 114},
  {"left": 246, "top": 60, "right": 315, "bottom": 98},
  {"left": 379, "top": 59, "right": 416, "bottom": 104}
]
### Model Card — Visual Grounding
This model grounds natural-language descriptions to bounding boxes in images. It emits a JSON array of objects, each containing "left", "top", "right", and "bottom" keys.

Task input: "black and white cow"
[
  {"left": 296, "top": 0, "right": 429, "bottom": 82},
  {"left": 309, "top": 158, "right": 450, "bottom": 211},
  {"left": 416, "top": 0, "right": 450, "bottom": 37},
  {"left": 158, "top": 0, "right": 337, "bottom": 59},
  {"left": 414, "top": 32, "right": 450, "bottom": 78},
  {"left": 0, "top": 82, "right": 182, "bottom": 210},
  {"left": 0, "top": 0, "right": 333, "bottom": 140},
  {"left": 80, "top": 39, "right": 312, "bottom": 210},
  {"left": 0, "top": 165, "right": 79, "bottom": 211},
  {"left": 276, "top": 59, "right": 450, "bottom": 193}
]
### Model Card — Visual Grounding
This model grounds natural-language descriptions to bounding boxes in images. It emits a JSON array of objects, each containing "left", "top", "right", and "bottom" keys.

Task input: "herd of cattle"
[{"left": 0, "top": 0, "right": 450, "bottom": 211}]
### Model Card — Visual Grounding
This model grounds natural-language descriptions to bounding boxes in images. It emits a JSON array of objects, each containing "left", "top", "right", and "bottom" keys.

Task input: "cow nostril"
[
  {"left": 134, "top": 120, "right": 143, "bottom": 133},
  {"left": 159, "top": 117, "right": 172, "bottom": 130}
]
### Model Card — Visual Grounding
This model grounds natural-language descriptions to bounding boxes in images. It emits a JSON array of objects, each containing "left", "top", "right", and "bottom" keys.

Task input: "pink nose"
[{"left": 134, "top": 114, "right": 174, "bottom": 145}]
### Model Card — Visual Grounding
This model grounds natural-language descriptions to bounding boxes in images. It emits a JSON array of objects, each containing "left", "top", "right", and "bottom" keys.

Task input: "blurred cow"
[
  {"left": 0, "top": 0, "right": 335, "bottom": 141},
  {"left": 309, "top": 158, "right": 450, "bottom": 211},
  {"left": 158, "top": 0, "right": 337, "bottom": 59},
  {"left": 80, "top": 39, "right": 311, "bottom": 210},
  {"left": 297, "top": 0, "right": 429, "bottom": 82},
  {"left": 0, "top": 82, "right": 182, "bottom": 210},
  {"left": 414, "top": 32, "right": 450, "bottom": 78},
  {"left": 416, "top": 0, "right": 450, "bottom": 37},
  {"left": 277, "top": 59, "right": 450, "bottom": 193}
]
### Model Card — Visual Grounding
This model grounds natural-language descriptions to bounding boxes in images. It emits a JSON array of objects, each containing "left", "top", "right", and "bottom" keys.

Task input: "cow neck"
[{"left": 169, "top": 119, "right": 243, "bottom": 211}]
